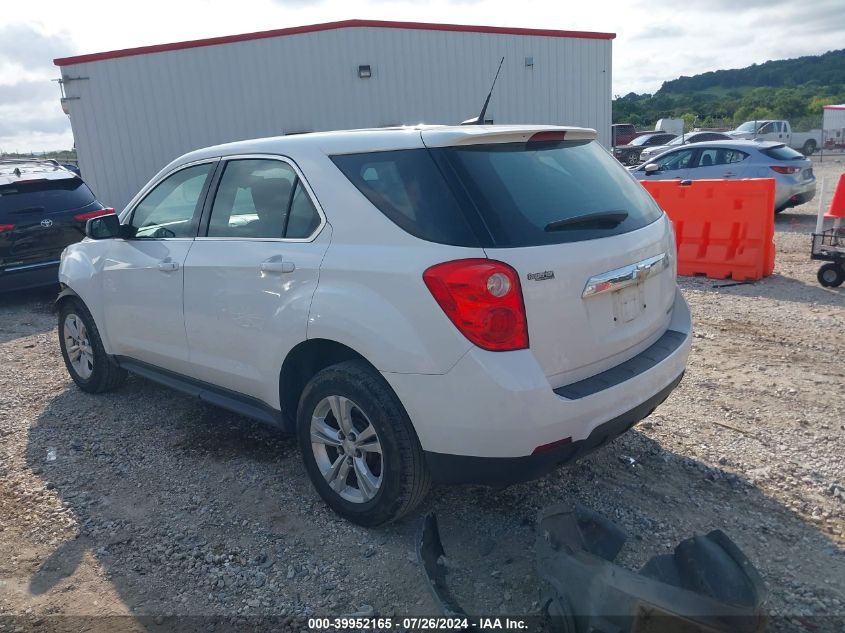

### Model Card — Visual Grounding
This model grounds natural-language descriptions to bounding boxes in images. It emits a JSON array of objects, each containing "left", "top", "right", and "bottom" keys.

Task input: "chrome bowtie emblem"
[
  {"left": 582, "top": 252, "right": 669, "bottom": 298},
  {"left": 40, "top": 219, "right": 53, "bottom": 228}
]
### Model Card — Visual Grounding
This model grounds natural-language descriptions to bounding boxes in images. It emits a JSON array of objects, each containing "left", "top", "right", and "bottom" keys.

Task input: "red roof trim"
[
  {"left": 53, "top": 19, "right": 615, "bottom": 67},
  {"left": 823, "top": 105, "right": 845, "bottom": 110}
]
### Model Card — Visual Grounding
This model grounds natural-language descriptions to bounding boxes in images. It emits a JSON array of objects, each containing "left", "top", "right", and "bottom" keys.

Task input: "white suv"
[{"left": 57, "top": 125, "right": 691, "bottom": 525}]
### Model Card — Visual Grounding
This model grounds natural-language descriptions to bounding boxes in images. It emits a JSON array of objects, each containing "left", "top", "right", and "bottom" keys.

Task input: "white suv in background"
[{"left": 57, "top": 125, "right": 691, "bottom": 525}]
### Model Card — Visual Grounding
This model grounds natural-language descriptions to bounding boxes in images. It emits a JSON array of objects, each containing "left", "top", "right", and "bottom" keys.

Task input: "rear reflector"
[
  {"left": 423, "top": 258, "right": 528, "bottom": 352},
  {"left": 769, "top": 165, "right": 800, "bottom": 175},
  {"left": 0, "top": 224, "right": 15, "bottom": 232},
  {"left": 532, "top": 436, "right": 573, "bottom": 455},
  {"left": 74, "top": 207, "right": 115, "bottom": 221}
]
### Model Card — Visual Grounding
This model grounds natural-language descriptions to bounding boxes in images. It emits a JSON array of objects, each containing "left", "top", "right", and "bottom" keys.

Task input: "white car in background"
[
  {"left": 57, "top": 125, "right": 691, "bottom": 525},
  {"left": 630, "top": 140, "right": 816, "bottom": 212}
]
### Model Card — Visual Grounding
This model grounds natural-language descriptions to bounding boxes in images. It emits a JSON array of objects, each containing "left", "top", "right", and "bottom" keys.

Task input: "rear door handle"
[
  {"left": 260, "top": 256, "right": 295, "bottom": 274},
  {"left": 723, "top": 172, "right": 736, "bottom": 178},
  {"left": 157, "top": 259, "right": 179, "bottom": 272}
]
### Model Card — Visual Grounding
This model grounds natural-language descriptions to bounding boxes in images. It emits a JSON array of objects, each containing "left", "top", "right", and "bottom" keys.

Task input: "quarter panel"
[{"left": 307, "top": 242, "right": 482, "bottom": 374}]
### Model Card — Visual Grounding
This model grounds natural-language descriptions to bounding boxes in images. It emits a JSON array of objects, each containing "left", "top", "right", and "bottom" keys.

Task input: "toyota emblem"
[{"left": 40, "top": 219, "right": 53, "bottom": 228}]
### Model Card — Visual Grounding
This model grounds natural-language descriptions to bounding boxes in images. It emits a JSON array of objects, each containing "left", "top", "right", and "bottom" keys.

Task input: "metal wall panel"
[
  {"left": 60, "top": 27, "right": 612, "bottom": 210},
  {"left": 823, "top": 107, "right": 845, "bottom": 140}
]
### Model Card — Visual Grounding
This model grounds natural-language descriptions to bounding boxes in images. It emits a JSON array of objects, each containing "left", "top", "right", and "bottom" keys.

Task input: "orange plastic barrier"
[{"left": 641, "top": 179, "right": 776, "bottom": 282}]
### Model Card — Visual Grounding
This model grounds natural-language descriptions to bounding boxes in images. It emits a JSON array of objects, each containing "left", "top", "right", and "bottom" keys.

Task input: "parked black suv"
[{"left": 0, "top": 159, "right": 111, "bottom": 292}]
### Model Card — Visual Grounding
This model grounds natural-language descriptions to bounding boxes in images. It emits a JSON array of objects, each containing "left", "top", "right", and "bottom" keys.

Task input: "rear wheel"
[
  {"left": 802, "top": 140, "right": 817, "bottom": 156},
  {"left": 296, "top": 360, "right": 430, "bottom": 526},
  {"left": 58, "top": 298, "right": 127, "bottom": 393},
  {"left": 817, "top": 263, "right": 844, "bottom": 287}
]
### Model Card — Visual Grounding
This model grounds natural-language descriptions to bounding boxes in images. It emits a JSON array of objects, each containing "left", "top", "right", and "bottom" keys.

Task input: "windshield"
[
  {"left": 666, "top": 136, "right": 685, "bottom": 146},
  {"left": 630, "top": 135, "right": 655, "bottom": 146},
  {"left": 736, "top": 121, "right": 761, "bottom": 133}
]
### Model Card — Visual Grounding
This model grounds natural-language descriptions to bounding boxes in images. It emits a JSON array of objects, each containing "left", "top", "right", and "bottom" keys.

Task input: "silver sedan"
[{"left": 630, "top": 140, "right": 816, "bottom": 213}]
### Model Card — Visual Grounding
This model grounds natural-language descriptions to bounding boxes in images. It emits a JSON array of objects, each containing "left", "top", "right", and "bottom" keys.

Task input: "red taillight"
[
  {"left": 0, "top": 224, "right": 15, "bottom": 233},
  {"left": 423, "top": 258, "right": 528, "bottom": 352},
  {"left": 74, "top": 207, "right": 115, "bottom": 221},
  {"left": 770, "top": 165, "right": 800, "bottom": 174},
  {"left": 528, "top": 131, "right": 567, "bottom": 143}
]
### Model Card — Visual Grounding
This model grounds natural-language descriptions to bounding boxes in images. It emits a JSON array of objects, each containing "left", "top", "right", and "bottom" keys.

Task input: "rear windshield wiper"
[{"left": 544, "top": 211, "right": 628, "bottom": 232}]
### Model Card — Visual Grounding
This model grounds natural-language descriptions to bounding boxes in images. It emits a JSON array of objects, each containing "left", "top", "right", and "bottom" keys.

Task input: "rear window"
[
  {"left": 0, "top": 177, "right": 96, "bottom": 217},
  {"left": 332, "top": 140, "right": 663, "bottom": 248},
  {"left": 437, "top": 140, "right": 663, "bottom": 247},
  {"left": 761, "top": 145, "right": 804, "bottom": 161}
]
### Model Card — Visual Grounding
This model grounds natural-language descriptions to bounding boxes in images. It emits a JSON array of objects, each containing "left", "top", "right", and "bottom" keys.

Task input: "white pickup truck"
[{"left": 727, "top": 120, "right": 822, "bottom": 156}]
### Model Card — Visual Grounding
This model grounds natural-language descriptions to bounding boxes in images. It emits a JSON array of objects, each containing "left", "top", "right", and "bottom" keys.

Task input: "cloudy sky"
[{"left": 2, "top": 0, "right": 844, "bottom": 152}]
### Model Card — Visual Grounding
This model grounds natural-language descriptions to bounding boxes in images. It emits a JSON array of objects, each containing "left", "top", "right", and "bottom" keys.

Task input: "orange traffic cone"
[{"left": 824, "top": 173, "right": 845, "bottom": 218}]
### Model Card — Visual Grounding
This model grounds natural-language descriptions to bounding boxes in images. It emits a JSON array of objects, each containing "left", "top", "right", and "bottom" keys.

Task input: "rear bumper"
[
  {"left": 425, "top": 372, "right": 683, "bottom": 485},
  {"left": 382, "top": 287, "right": 691, "bottom": 475},
  {"left": 0, "top": 260, "right": 60, "bottom": 292},
  {"left": 777, "top": 180, "right": 816, "bottom": 209}
]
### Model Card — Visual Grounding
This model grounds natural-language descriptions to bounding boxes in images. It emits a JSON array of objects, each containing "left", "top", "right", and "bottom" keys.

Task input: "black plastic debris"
[
  {"left": 416, "top": 513, "right": 470, "bottom": 619},
  {"left": 537, "top": 504, "right": 768, "bottom": 633}
]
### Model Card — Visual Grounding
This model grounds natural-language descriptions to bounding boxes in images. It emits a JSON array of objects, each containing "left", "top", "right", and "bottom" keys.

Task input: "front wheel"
[
  {"left": 817, "top": 263, "right": 844, "bottom": 287},
  {"left": 296, "top": 360, "right": 430, "bottom": 526},
  {"left": 58, "top": 298, "right": 127, "bottom": 393}
]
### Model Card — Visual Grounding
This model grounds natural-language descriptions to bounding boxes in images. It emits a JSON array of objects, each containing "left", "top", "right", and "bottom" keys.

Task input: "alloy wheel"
[
  {"left": 310, "top": 395, "right": 383, "bottom": 503},
  {"left": 63, "top": 314, "right": 94, "bottom": 379}
]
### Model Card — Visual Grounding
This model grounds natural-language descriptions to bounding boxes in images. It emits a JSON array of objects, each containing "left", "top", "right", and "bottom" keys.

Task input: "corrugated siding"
[
  {"left": 62, "top": 27, "right": 611, "bottom": 209},
  {"left": 824, "top": 108, "right": 845, "bottom": 138}
]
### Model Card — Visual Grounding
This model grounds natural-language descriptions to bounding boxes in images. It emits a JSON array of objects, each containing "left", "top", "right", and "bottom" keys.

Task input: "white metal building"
[
  {"left": 54, "top": 19, "right": 615, "bottom": 210},
  {"left": 823, "top": 104, "right": 845, "bottom": 146}
]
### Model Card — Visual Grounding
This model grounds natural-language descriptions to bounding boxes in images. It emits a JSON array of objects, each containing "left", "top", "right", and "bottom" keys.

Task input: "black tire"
[
  {"left": 58, "top": 298, "right": 127, "bottom": 393},
  {"left": 802, "top": 140, "right": 816, "bottom": 156},
  {"left": 817, "top": 263, "right": 844, "bottom": 288},
  {"left": 296, "top": 360, "right": 430, "bottom": 526}
]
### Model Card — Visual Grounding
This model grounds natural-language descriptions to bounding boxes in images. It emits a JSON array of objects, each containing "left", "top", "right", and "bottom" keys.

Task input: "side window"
[
  {"left": 331, "top": 150, "right": 478, "bottom": 246},
  {"left": 655, "top": 148, "right": 696, "bottom": 171},
  {"left": 697, "top": 148, "right": 718, "bottom": 167},
  {"left": 285, "top": 180, "right": 321, "bottom": 238},
  {"left": 206, "top": 159, "right": 319, "bottom": 239},
  {"left": 758, "top": 122, "right": 774, "bottom": 134},
  {"left": 130, "top": 163, "right": 213, "bottom": 238},
  {"left": 722, "top": 149, "right": 749, "bottom": 164}
]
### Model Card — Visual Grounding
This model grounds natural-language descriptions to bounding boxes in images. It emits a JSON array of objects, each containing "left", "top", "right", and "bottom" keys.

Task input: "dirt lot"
[{"left": 1, "top": 157, "right": 844, "bottom": 632}]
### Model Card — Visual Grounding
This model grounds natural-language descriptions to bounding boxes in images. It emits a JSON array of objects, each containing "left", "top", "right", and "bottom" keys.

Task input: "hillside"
[
  {"left": 658, "top": 49, "right": 845, "bottom": 94},
  {"left": 614, "top": 49, "right": 845, "bottom": 131}
]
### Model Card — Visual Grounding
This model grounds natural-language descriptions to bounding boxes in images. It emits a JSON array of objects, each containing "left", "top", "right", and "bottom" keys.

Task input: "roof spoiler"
[{"left": 422, "top": 127, "right": 597, "bottom": 147}]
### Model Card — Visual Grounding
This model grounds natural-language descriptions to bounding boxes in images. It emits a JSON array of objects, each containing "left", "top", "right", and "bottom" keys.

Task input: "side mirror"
[
  {"left": 644, "top": 163, "right": 660, "bottom": 175},
  {"left": 85, "top": 214, "right": 121, "bottom": 239}
]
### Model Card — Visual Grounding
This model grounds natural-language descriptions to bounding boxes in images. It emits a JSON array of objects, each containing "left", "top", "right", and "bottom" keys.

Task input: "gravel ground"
[{"left": 1, "top": 157, "right": 843, "bottom": 632}]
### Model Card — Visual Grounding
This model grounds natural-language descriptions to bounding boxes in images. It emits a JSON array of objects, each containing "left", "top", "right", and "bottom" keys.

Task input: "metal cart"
[{"left": 811, "top": 229, "right": 845, "bottom": 287}]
